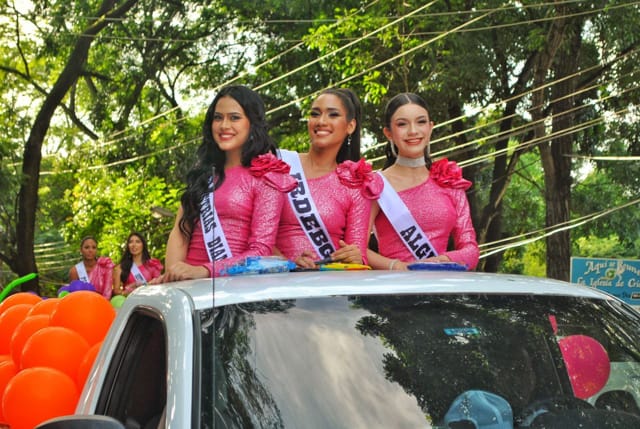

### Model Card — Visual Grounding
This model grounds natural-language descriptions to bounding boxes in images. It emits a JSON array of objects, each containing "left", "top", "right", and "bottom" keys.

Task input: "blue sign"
[{"left": 570, "top": 257, "right": 640, "bottom": 305}]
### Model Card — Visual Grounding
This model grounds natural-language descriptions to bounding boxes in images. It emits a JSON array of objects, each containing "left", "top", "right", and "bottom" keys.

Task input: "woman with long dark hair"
[
  {"left": 160, "top": 85, "right": 296, "bottom": 280},
  {"left": 113, "top": 232, "right": 163, "bottom": 296}
]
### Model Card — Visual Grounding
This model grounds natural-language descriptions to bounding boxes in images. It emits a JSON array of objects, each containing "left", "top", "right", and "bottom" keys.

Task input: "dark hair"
[
  {"left": 119, "top": 232, "right": 152, "bottom": 283},
  {"left": 79, "top": 235, "right": 97, "bottom": 247},
  {"left": 179, "top": 85, "right": 276, "bottom": 238},
  {"left": 382, "top": 92, "right": 433, "bottom": 169},
  {"left": 316, "top": 88, "right": 362, "bottom": 163}
]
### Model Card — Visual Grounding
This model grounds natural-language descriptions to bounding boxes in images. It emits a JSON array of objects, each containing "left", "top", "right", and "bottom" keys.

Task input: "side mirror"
[{"left": 35, "top": 415, "right": 125, "bottom": 429}]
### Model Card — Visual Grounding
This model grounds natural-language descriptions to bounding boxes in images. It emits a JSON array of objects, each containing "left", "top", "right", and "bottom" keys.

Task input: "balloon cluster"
[{"left": 0, "top": 291, "right": 116, "bottom": 429}]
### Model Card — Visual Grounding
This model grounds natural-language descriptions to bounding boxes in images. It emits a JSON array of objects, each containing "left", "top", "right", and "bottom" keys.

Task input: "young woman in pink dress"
[
  {"left": 276, "top": 88, "right": 382, "bottom": 269},
  {"left": 113, "top": 232, "right": 163, "bottom": 296},
  {"left": 68, "top": 235, "right": 114, "bottom": 299},
  {"left": 160, "top": 85, "right": 296, "bottom": 280},
  {"left": 367, "top": 93, "right": 479, "bottom": 270}
]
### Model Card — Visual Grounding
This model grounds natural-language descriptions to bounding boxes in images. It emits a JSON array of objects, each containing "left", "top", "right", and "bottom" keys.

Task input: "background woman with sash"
[
  {"left": 276, "top": 88, "right": 382, "bottom": 269},
  {"left": 367, "top": 93, "right": 479, "bottom": 271},
  {"left": 68, "top": 235, "right": 114, "bottom": 299},
  {"left": 159, "top": 85, "right": 296, "bottom": 281},
  {"left": 113, "top": 232, "right": 163, "bottom": 296}
]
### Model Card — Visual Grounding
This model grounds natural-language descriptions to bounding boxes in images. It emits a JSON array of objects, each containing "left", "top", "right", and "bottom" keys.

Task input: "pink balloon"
[{"left": 559, "top": 334, "right": 610, "bottom": 399}]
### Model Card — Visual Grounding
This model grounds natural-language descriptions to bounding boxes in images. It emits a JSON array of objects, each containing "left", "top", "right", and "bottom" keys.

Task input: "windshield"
[{"left": 201, "top": 294, "right": 640, "bottom": 428}]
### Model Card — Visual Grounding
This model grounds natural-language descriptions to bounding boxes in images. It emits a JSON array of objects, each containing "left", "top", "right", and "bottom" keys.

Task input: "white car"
[{"left": 37, "top": 270, "right": 640, "bottom": 428}]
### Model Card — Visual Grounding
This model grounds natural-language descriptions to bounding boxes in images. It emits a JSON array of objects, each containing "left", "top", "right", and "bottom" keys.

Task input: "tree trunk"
[
  {"left": 529, "top": 6, "right": 567, "bottom": 281},
  {"left": 542, "top": 19, "right": 583, "bottom": 281},
  {"left": 15, "top": 0, "right": 139, "bottom": 293}
]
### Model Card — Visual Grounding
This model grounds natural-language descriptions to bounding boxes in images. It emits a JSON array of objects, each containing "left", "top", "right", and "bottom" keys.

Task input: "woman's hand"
[
  {"left": 155, "top": 262, "right": 209, "bottom": 283},
  {"left": 294, "top": 250, "right": 317, "bottom": 269},
  {"left": 331, "top": 240, "right": 363, "bottom": 264},
  {"left": 420, "top": 255, "right": 452, "bottom": 263}
]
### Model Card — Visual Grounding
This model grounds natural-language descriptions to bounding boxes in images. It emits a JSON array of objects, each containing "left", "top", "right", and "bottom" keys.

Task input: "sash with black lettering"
[
  {"left": 130, "top": 263, "right": 147, "bottom": 285},
  {"left": 199, "top": 179, "right": 232, "bottom": 262},
  {"left": 377, "top": 173, "right": 438, "bottom": 259},
  {"left": 280, "top": 150, "right": 335, "bottom": 257},
  {"left": 75, "top": 261, "right": 89, "bottom": 282}
]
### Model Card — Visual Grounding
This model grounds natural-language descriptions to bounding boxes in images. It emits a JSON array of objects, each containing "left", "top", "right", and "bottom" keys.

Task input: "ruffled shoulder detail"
[
  {"left": 147, "top": 258, "right": 164, "bottom": 272},
  {"left": 336, "top": 158, "right": 383, "bottom": 200},
  {"left": 97, "top": 256, "right": 115, "bottom": 269},
  {"left": 429, "top": 158, "right": 472, "bottom": 190},
  {"left": 249, "top": 153, "right": 297, "bottom": 192}
]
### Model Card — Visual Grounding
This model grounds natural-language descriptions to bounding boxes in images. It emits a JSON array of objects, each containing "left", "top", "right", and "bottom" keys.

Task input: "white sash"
[
  {"left": 279, "top": 150, "right": 335, "bottom": 257},
  {"left": 199, "top": 179, "right": 232, "bottom": 262},
  {"left": 377, "top": 173, "right": 438, "bottom": 259},
  {"left": 130, "top": 263, "right": 147, "bottom": 285},
  {"left": 75, "top": 261, "right": 89, "bottom": 282}
]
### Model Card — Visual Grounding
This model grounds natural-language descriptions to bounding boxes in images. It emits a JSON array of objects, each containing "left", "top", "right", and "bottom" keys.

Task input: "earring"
[
  {"left": 390, "top": 140, "right": 397, "bottom": 157},
  {"left": 347, "top": 134, "right": 352, "bottom": 147}
]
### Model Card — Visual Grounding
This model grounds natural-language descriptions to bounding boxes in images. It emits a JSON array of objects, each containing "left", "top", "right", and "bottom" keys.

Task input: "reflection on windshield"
[{"left": 207, "top": 295, "right": 640, "bottom": 428}]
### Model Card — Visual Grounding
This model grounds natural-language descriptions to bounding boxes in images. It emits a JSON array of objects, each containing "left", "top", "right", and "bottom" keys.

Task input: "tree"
[{"left": 2, "top": 0, "right": 138, "bottom": 293}]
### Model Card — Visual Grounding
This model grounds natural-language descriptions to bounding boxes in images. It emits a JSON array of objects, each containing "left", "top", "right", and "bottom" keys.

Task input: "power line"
[
  {"left": 30, "top": 1, "right": 638, "bottom": 165},
  {"left": 479, "top": 196, "right": 640, "bottom": 258}
]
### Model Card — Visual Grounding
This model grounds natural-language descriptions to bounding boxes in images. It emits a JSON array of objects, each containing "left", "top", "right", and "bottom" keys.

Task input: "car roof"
[{"left": 140, "top": 270, "right": 615, "bottom": 311}]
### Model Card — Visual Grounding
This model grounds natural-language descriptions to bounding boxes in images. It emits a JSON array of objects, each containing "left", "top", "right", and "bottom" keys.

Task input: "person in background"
[
  {"left": 68, "top": 235, "right": 114, "bottom": 299},
  {"left": 112, "top": 232, "right": 163, "bottom": 296},
  {"left": 276, "top": 88, "right": 382, "bottom": 269},
  {"left": 158, "top": 85, "right": 296, "bottom": 281},
  {"left": 367, "top": 92, "right": 479, "bottom": 270}
]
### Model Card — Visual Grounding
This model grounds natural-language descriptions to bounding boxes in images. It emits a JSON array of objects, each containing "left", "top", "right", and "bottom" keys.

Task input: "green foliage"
[
  {"left": 573, "top": 169, "right": 640, "bottom": 258},
  {"left": 62, "top": 170, "right": 181, "bottom": 264},
  {"left": 574, "top": 234, "right": 629, "bottom": 258},
  {"left": 499, "top": 240, "right": 546, "bottom": 277}
]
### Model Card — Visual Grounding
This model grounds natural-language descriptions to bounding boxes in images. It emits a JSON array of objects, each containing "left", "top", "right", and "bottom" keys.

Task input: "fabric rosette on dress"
[
  {"left": 429, "top": 158, "right": 472, "bottom": 190},
  {"left": 249, "top": 153, "right": 297, "bottom": 192},
  {"left": 92, "top": 256, "right": 115, "bottom": 299},
  {"left": 336, "top": 158, "right": 383, "bottom": 200},
  {"left": 145, "top": 258, "right": 164, "bottom": 279}
]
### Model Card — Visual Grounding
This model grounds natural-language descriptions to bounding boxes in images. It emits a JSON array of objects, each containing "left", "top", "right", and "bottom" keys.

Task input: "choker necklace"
[{"left": 395, "top": 155, "right": 426, "bottom": 168}]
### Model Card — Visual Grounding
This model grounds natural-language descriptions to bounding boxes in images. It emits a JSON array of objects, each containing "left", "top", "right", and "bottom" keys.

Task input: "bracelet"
[{"left": 388, "top": 259, "right": 399, "bottom": 270}]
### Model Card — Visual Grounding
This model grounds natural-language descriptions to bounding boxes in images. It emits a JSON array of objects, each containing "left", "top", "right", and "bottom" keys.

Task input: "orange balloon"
[
  {"left": 2, "top": 367, "right": 78, "bottom": 429},
  {"left": 0, "top": 360, "right": 17, "bottom": 422},
  {"left": 51, "top": 291, "right": 115, "bottom": 346},
  {"left": 0, "top": 305, "right": 33, "bottom": 354},
  {"left": 76, "top": 341, "right": 102, "bottom": 390},
  {"left": 10, "top": 315, "right": 50, "bottom": 368},
  {"left": 21, "top": 326, "right": 90, "bottom": 381},
  {"left": 27, "top": 297, "right": 60, "bottom": 317},
  {"left": 0, "top": 293, "right": 41, "bottom": 317}
]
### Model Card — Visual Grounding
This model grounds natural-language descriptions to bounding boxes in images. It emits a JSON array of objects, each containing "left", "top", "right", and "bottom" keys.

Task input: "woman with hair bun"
[
  {"left": 276, "top": 88, "right": 382, "bottom": 268},
  {"left": 68, "top": 235, "right": 115, "bottom": 298}
]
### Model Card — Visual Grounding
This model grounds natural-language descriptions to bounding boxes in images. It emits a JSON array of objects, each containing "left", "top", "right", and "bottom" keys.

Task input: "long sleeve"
[{"left": 440, "top": 189, "right": 479, "bottom": 270}]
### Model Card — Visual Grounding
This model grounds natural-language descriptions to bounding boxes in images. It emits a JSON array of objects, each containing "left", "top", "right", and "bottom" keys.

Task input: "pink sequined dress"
[
  {"left": 276, "top": 157, "right": 383, "bottom": 263},
  {"left": 374, "top": 159, "right": 479, "bottom": 270},
  {"left": 122, "top": 258, "right": 164, "bottom": 294},
  {"left": 186, "top": 154, "right": 297, "bottom": 276}
]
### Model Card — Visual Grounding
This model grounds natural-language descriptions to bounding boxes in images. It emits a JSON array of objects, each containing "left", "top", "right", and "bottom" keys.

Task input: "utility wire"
[
  {"left": 29, "top": 2, "right": 639, "bottom": 164},
  {"left": 479, "top": 196, "right": 640, "bottom": 258}
]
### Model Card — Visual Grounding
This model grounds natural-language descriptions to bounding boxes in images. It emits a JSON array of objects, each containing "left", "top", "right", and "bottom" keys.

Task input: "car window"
[
  {"left": 207, "top": 294, "right": 640, "bottom": 429},
  {"left": 96, "top": 309, "right": 168, "bottom": 428}
]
